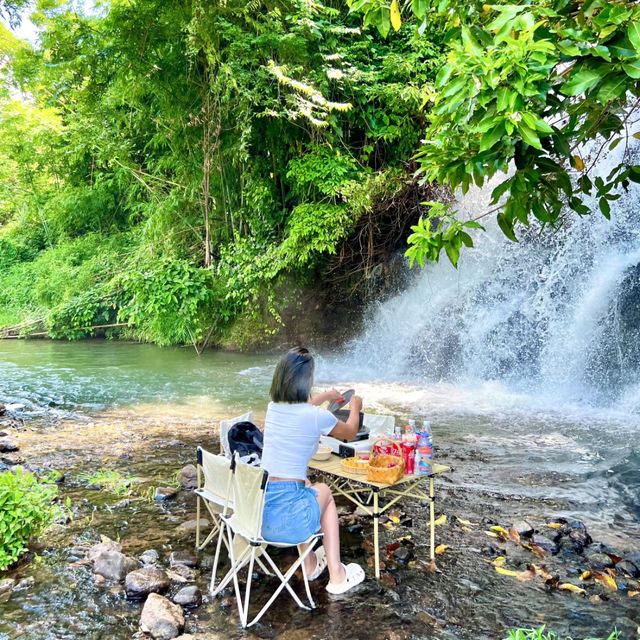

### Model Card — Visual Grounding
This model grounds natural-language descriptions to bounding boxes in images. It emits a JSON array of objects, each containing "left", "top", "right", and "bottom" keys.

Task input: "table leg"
[
  {"left": 429, "top": 476, "right": 435, "bottom": 561},
  {"left": 373, "top": 490, "right": 380, "bottom": 580}
]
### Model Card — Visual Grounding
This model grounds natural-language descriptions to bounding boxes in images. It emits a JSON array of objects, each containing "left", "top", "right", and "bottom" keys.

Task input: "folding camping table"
[{"left": 308, "top": 455, "right": 451, "bottom": 579}]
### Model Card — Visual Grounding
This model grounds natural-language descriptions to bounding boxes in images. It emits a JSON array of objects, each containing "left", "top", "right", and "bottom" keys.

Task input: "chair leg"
[
  {"left": 298, "top": 542, "right": 316, "bottom": 609},
  {"left": 240, "top": 549, "right": 257, "bottom": 628},
  {"left": 195, "top": 495, "right": 201, "bottom": 550},
  {"left": 209, "top": 519, "right": 226, "bottom": 594}
]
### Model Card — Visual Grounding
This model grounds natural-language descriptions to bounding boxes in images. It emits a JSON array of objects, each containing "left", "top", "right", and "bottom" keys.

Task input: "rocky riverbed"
[{"left": 0, "top": 405, "right": 639, "bottom": 640}]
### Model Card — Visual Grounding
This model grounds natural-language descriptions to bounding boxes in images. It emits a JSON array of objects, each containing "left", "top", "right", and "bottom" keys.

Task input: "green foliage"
[
  {"left": 78, "top": 469, "right": 133, "bottom": 497},
  {"left": 350, "top": 0, "right": 640, "bottom": 267},
  {"left": 504, "top": 627, "right": 619, "bottom": 640},
  {"left": 0, "top": 468, "right": 64, "bottom": 571}
]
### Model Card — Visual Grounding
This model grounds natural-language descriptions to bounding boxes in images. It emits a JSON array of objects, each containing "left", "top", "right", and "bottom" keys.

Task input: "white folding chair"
[
  {"left": 195, "top": 447, "right": 234, "bottom": 553},
  {"left": 219, "top": 411, "right": 254, "bottom": 458},
  {"left": 363, "top": 413, "right": 395, "bottom": 437},
  {"left": 213, "top": 460, "right": 323, "bottom": 628},
  {"left": 195, "top": 449, "right": 272, "bottom": 592}
]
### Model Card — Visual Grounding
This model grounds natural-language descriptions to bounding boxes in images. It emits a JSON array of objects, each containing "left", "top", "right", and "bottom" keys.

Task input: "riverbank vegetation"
[
  {"left": 2, "top": 0, "right": 640, "bottom": 347},
  {"left": 0, "top": 0, "right": 441, "bottom": 347}
]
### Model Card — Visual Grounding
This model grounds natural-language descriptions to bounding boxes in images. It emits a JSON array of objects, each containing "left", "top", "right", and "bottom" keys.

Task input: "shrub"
[
  {"left": 504, "top": 627, "right": 619, "bottom": 640},
  {"left": 0, "top": 468, "right": 64, "bottom": 571}
]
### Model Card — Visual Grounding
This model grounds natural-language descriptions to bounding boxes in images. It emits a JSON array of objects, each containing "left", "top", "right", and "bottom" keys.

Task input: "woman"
[{"left": 260, "top": 347, "right": 366, "bottom": 595}]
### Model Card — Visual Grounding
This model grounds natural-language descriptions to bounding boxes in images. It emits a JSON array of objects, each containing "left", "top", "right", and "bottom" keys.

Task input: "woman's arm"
[
  {"left": 310, "top": 388, "right": 343, "bottom": 407},
  {"left": 328, "top": 395, "right": 363, "bottom": 440}
]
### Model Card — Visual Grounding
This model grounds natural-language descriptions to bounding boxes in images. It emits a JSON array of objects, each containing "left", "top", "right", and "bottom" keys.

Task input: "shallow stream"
[{"left": 0, "top": 340, "right": 639, "bottom": 639}]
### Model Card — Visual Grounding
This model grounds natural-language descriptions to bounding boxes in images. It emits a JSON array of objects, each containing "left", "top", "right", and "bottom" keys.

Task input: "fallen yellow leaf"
[
  {"left": 495, "top": 566, "right": 519, "bottom": 577},
  {"left": 490, "top": 526, "right": 508, "bottom": 535},
  {"left": 558, "top": 583, "right": 586, "bottom": 594},
  {"left": 435, "top": 544, "right": 449, "bottom": 555},
  {"left": 434, "top": 514, "right": 447, "bottom": 526},
  {"left": 580, "top": 570, "right": 592, "bottom": 581},
  {"left": 484, "top": 530, "right": 499, "bottom": 538},
  {"left": 508, "top": 527, "right": 520, "bottom": 543},
  {"left": 628, "top": 591, "right": 639, "bottom": 599},
  {"left": 572, "top": 155, "right": 585, "bottom": 171},
  {"left": 390, "top": 516, "right": 400, "bottom": 524},
  {"left": 456, "top": 517, "right": 478, "bottom": 526},
  {"left": 594, "top": 573, "right": 618, "bottom": 591},
  {"left": 493, "top": 556, "right": 506, "bottom": 567},
  {"left": 545, "top": 522, "right": 563, "bottom": 529},
  {"left": 461, "top": 526, "right": 472, "bottom": 532},
  {"left": 382, "top": 522, "right": 396, "bottom": 531}
]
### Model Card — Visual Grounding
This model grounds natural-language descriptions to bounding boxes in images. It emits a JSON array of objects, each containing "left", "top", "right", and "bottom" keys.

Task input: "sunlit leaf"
[
  {"left": 580, "top": 570, "right": 592, "bottom": 581},
  {"left": 456, "top": 517, "right": 478, "bottom": 526},
  {"left": 628, "top": 591, "right": 640, "bottom": 599},
  {"left": 435, "top": 544, "right": 449, "bottom": 555},
  {"left": 434, "top": 514, "right": 447, "bottom": 525},
  {"left": 495, "top": 566, "right": 519, "bottom": 577},
  {"left": 594, "top": 572, "right": 618, "bottom": 591},
  {"left": 545, "top": 522, "right": 563, "bottom": 529},
  {"left": 390, "top": 0, "right": 402, "bottom": 31},
  {"left": 508, "top": 527, "right": 520, "bottom": 543},
  {"left": 572, "top": 155, "right": 585, "bottom": 171},
  {"left": 558, "top": 582, "right": 586, "bottom": 594}
]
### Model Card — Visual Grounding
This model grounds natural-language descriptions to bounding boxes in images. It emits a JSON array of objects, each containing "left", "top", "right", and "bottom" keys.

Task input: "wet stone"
[
  {"left": 168, "top": 564, "right": 197, "bottom": 582},
  {"left": 88, "top": 540, "right": 122, "bottom": 561},
  {"left": 13, "top": 577, "right": 35, "bottom": 591},
  {"left": 616, "top": 560, "right": 640, "bottom": 578},
  {"left": 393, "top": 547, "right": 414, "bottom": 565},
  {"left": 0, "top": 452, "right": 25, "bottom": 466},
  {"left": 169, "top": 551, "right": 197, "bottom": 568},
  {"left": 587, "top": 553, "right": 615, "bottom": 570},
  {"left": 172, "top": 585, "right": 202, "bottom": 607},
  {"left": 141, "top": 549, "right": 160, "bottom": 565},
  {"left": 0, "top": 437, "right": 19, "bottom": 452},
  {"left": 154, "top": 487, "right": 179, "bottom": 502},
  {"left": 176, "top": 465, "right": 198, "bottom": 490},
  {"left": 380, "top": 573, "right": 397, "bottom": 588},
  {"left": 0, "top": 578, "right": 16, "bottom": 602},
  {"left": 512, "top": 520, "right": 534, "bottom": 537},
  {"left": 532, "top": 535, "right": 558, "bottom": 554},
  {"left": 125, "top": 567, "right": 171, "bottom": 599},
  {"left": 93, "top": 550, "right": 138, "bottom": 582},
  {"left": 177, "top": 519, "right": 209, "bottom": 534},
  {"left": 139, "top": 593, "right": 185, "bottom": 640}
]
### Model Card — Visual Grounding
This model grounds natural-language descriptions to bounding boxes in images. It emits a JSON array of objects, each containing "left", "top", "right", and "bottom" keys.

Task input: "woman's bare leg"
[{"left": 301, "top": 482, "right": 346, "bottom": 584}]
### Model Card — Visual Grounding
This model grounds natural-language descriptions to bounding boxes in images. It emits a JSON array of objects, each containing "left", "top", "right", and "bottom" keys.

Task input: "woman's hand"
[
  {"left": 350, "top": 395, "right": 363, "bottom": 412},
  {"left": 325, "top": 388, "right": 344, "bottom": 404}
]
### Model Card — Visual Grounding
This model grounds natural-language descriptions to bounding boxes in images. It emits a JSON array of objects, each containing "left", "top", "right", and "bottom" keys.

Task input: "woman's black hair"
[{"left": 270, "top": 347, "right": 314, "bottom": 403}]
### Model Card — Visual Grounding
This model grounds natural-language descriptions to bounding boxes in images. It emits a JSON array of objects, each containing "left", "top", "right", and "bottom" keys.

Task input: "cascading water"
[{"left": 335, "top": 144, "right": 640, "bottom": 414}]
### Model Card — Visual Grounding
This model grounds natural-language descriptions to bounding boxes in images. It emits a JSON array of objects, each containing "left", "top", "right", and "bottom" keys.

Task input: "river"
[{"left": 1, "top": 340, "right": 639, "bottom": 639}]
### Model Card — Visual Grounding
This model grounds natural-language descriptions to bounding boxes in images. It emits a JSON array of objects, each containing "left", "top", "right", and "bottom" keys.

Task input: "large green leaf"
[
  {"left": 561, "top": 67, "right": 604, "bottom": 96},
  {"left": 597, "top": 74, "right": 627, "bottom": 103},
  {"left": 628, "top": 22, "right": 640, "bottom": 53},
  {"left": 622, "top": 59, "right": 640, "bottom": 79}
]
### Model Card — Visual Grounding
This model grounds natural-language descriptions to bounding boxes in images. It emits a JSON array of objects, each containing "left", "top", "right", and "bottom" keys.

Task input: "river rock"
[
  {"left": 139, "top": 593, "right": 185, "bottom": 640},
  {"left": 0, "top": 403, "right": 5, "bottom": 415},
  {"left": 154, "top": 487, "right": 179, "bottom": 502},
  {"left": 93, "top": 550, "right": 138, "bottom": 582},
  {"left": 169, "top": 551, "right": 197, "bottom": 568},
  {"left": 0, "top": 452, "right": 24, "bottom": 466},
  {"left": 587, "top": 552, "right": 615, "bottom": 570},
  {"left": 0, "top": 437, "right": 18, "bottom": 452},
  {"left": 174, "top": 635, "right": 225, "bottom": 640},
  {"left": 176, "top": 465, "right": 198, "bottom": 490},
  {"left": 88, "top": 540, "right": 122, "bottom": 561},
  {"left": 125, "top": 567, "right": 170, "bottom": 598},
  {"left": 172, "top": 585, "right": 202, "bottom": 607},
  {"left": 167, "top": 565, "right": 197, "bottom": 582},
  {"left": 393, "top": 547, "right": 414, "bottom": 565},
  {"left": 532, "top": 535, "right": 558, "bottom": 554},
  {"left": 140, "top": 549, "right": 160, "bottom": 565},
  {"left": 13, "top": 577, "right": 34, "bottom": 591},
  {"left": 616, "top": 560, "right": 640, "bottom": 578},
  {"left": 0, "top": 578, "right": 16, "bottom": 602},
  {"left": 177, "top": 519, "right": 209, "bottom": 534},
  {"left": 511, "top": 520, "right": 534, "bottom": 537}
]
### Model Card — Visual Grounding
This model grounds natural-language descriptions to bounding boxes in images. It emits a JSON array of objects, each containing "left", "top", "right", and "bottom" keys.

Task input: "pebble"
[
  {"left": 616, "top": 560, "right": 640, "bottom": 578},
  {"left": 532, "top": 535, "right": 558, "bottom": 555},
  {"left": 177, "top": 519, "right": 210, "bottom": 533},
  {"left": 172, "top": 585, "right": 202, "bottom": 607},
  {"left": 0, "top": 437, "right": 19, "bottom": 452},
  {"left": 169, "top": 551, "right": 197, "bottom": 568},
  {"left": 176, "top": 465, "right": 198, "bottom": 490},
  {"left": 13, "top": 577, "right": 34, "bottom": 591},
  {"left": 125, "top": 567, "right": 171, "bottom": 599},
  {"left": 140, "top": 549, "right": 160, "bottom": 565},
  {"left": 139, "top": 593, "right": 185, "bottom": 640},
  {"left": 587, "top": 552, "right": 614, "bottom": 570},
  {"left": 511, "top": 520, "right": 534, "bottom": 537},
  {"left": 393, "top": 547, "right": 414, "bottom": 565},
  {"left": 154, "top": 487, "right": 179, "bottom": 502},
  {"left": 380, "top": 573, "right": 397, "bottom": 588},
  {"left": 167, "top": 564, "right": 197, "bottom": 582},
  {"left": 0, "top": 578, "right": 16, "bottom": 602}
]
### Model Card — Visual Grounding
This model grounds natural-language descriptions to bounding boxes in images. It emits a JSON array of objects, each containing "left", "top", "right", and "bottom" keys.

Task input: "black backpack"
[{"left": 227, "top": 421, "right": 263, "bottom": 465}]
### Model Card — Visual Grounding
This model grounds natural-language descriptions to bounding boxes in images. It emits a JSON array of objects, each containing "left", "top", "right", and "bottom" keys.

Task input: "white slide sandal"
[
  {"left": 325, "top": 562, "right": 365, "bottom": 595},
  {"left": 307, "top": 546, "right": 327, "bottom": 581}
]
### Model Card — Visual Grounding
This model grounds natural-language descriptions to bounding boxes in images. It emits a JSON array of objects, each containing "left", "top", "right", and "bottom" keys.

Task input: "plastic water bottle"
[{"left": 423, "top": 421, "right": 433, "bottom": 447}]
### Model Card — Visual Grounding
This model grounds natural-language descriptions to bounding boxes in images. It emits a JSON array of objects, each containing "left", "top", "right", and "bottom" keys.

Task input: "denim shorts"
[{"left": 261, "top": 481, "right": 321, "bottom": 544}]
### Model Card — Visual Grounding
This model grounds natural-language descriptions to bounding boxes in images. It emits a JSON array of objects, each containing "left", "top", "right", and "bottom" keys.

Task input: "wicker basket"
[
  {"left": 341, "top": 457, "right": 369, "bottom": 475},
  {"left": 366, "top": 437, "right": 405, "bottom": 484}
]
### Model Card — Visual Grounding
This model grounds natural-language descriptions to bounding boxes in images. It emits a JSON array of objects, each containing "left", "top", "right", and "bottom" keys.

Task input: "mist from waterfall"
[{"left": 328, "top": 143, "right": 640, "bottom": 415}]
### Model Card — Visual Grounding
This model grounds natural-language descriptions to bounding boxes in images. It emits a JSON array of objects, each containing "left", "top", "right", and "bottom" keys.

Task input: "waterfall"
[{"left": 334, "top": 143, "right": 640, "bottom": 413}]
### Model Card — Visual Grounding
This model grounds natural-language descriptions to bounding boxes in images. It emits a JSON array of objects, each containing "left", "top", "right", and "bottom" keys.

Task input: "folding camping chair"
[
  {"left": 195, "top": 448, "right": 272, "bottom": 592},
  {"left": 212, "top": 460, "right": 323, "bottom": 628},
  {"left": 219, "top": 411, "right": 254, "bottom": 458}
]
